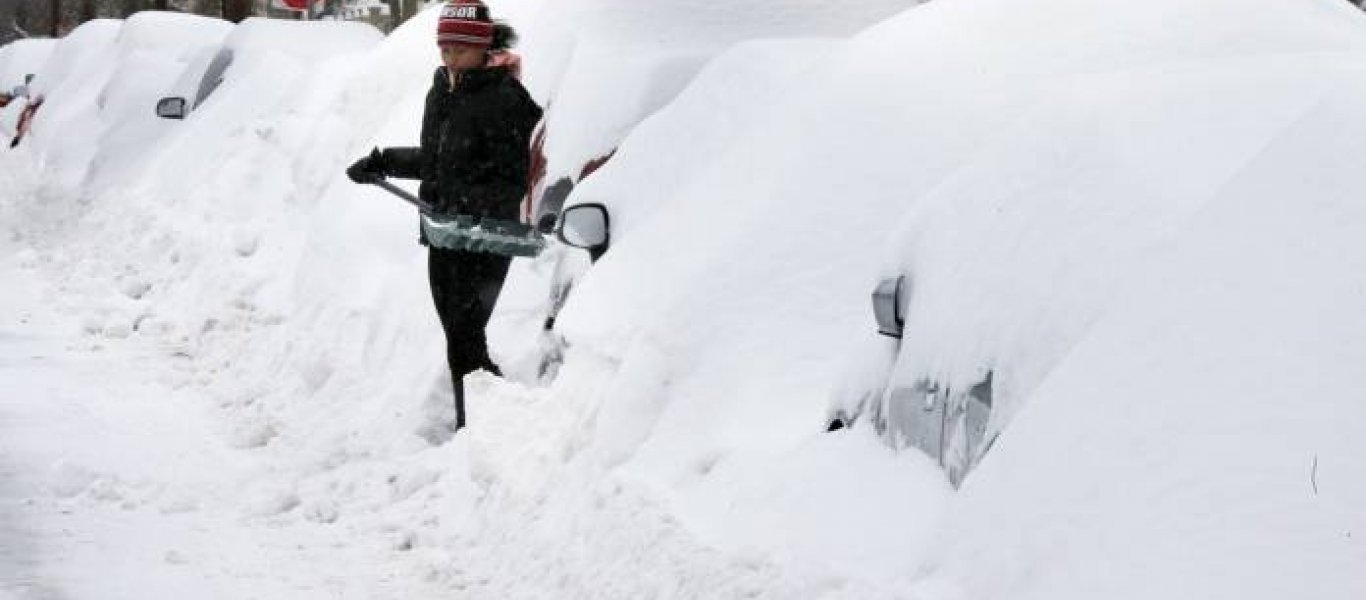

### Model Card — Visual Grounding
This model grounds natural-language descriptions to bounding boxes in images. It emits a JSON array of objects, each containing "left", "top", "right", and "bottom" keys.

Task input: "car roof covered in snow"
[
  {"left": 0, "top": 38, "right": 59, "bottom": 92},
  {"left": 223, "top": 17, "right": 383, "bottom": 65}
]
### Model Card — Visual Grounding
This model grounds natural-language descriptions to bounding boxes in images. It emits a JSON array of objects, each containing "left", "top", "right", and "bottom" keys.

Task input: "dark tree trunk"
[
  {"left": 50, "top": 0, "right": 62, "bottom": 36},
  {"left": 222, "top": 0, "right": 253, "bottom": 22}
]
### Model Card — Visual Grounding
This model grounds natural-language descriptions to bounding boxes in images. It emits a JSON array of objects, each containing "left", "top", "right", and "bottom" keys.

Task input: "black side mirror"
[
  {"left": 536, "top": 212, "right": 558, "bottom": 235},
  {"left": 155, "top": 96, "right": 188, "bottom": 120},
  {"left": 871, "top": 275, "right": 908, "bottom": 338},
  {"left": 557, "top": 203, "right": 610, "bottom": 261}
]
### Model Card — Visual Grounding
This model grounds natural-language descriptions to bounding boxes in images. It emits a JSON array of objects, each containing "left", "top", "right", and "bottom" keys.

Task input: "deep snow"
[
  {"left": 4, "top": 0, "right": 1366, "bottom": 597},
  {"left": 0, "top": 38, "right": 55, "bottom": 91}
]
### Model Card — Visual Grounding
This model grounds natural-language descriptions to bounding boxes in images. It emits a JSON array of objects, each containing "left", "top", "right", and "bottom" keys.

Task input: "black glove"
[{"left": 346, "top": 147, "right": 387, "bottom": 184}]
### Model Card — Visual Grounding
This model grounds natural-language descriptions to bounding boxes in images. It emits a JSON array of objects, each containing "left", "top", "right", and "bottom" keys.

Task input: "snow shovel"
[
  {"left": 372, "top": 178, "right": 436, "bottom": 215},
  {"left": 369, "top": 178, "right": 547, "bottom": 258}
]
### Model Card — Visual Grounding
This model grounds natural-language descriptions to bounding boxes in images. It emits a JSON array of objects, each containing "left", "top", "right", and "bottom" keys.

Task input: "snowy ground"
[
  {"left": 0, "top": 158, "right": 918, "bottom": 599},
  {"left": 0, "top": 164, "right": 461, "bottom": 598},
  {"left": 0, "top": 279, "right": 413, "bottom": 599},
  {"left": 0, "top": 246, "right": 920, "bottom": 600},
  {"left": 8, "top": 0, "right": 1366, "bottom": 597},
  {"left": 2, "top": 2, "right": 948, "bottom": 597}
]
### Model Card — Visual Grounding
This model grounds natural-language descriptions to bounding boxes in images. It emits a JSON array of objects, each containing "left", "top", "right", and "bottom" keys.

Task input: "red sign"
[{"left": 272, "top": 0, "right": 324, "bottom": 11}]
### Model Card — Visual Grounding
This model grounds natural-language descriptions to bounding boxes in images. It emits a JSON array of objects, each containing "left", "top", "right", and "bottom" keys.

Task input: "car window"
[{"left": 193, "top": 48, "right": 234, "bottom": 109}]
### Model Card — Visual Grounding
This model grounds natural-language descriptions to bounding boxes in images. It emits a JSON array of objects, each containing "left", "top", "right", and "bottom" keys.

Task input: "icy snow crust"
[{"left": 2, "top": 0, "right": 1365, "bottom": 597}]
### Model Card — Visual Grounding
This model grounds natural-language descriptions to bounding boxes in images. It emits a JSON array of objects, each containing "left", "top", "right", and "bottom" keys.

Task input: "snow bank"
[
  {"left": 27, "top": 20, "right": 122, "bottom": 100},
  {"left": 7, "top": 0, "right": 946, "bottom": 589},
  {"left": 6, "top": 0, "right": 1366, "bottom": 596},
  {"left": 861, "top": 0, "right": 1366, "bottom": 452},
  {"left": 913, "top": 65, "right": 1366, "bottom": 598},
  {"left": 517, "top": 0, "right": 920, "bottom": 215},
  {"left": 22, "top": 19, "right": 121, "bottom": 188},
  {"left": 491, "top": 0, "right": 922, "bottom": 387},
  {"left": 553, "top": 0, "right": 1366, "bottom": 595},
  {"left": 24, "top": 13, "right": 234, "bottom": 193},
  {"left": 0, "top": 37, "right": 57, "bottom": 91},
  {"left": 223, "top": 16, "right": 383, "bottom": 64},
  {"left": 931, "top": 85, "right": 1366, "bottom": 598}
]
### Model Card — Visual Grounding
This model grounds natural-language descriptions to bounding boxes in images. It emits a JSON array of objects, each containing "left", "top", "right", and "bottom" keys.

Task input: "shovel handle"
[{"left": 372, "top": 179, "right": 436, "bottom": 215}]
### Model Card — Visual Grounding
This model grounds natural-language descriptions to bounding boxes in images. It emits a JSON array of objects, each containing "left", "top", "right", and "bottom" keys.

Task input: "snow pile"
[
  {"left": 0, "top": 38, "right": 55, "bottom": 138},
  {"left": 555, "top": 0, "right": 1366, "bottom": 595},
  {"left": 224, "top": 16, "right": 384, "bottom": 64},
  {"left": 4, "top": 0, "right": 1366, "bottom": 597},
  {"left": 26, "top": 20, "right": 121, "bottom": 101},
  {"left": 23, "top": 14, "right": 233, "bottom": 193},
  {"left": 4, "top": 0, "right": 946, "bottom": 593},
  {"left": 489, "top": 0, "right": 922, "bottom": 384},
  {"left": 0, "top": 37, "right": 57, "bottom": 91},
  {"left": 517, "top": 0, "right": 920, "bottom": 213}
]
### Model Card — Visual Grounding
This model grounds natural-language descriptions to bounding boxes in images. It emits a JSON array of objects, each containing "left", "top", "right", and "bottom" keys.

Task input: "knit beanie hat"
[{"left": 437, "top": 1, "right": 494, "bottom": 47}]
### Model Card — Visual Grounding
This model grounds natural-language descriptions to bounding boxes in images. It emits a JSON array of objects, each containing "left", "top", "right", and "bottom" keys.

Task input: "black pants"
[{"left": 428, "top": 248, "right": 511, "bottom": 425}]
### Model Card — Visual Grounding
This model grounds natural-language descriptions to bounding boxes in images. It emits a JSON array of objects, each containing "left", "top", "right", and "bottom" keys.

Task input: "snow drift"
[
  {"left": 3, "top": 0, "right": 1366, "bottom": 597},
  {"left": 0, "top": 37, "right": 56, "bottom": 91},
  {"left": 553, "top": 0, "right": 1366, "bottom": 596}
]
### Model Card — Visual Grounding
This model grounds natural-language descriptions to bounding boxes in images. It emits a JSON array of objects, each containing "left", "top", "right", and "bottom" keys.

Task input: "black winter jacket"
[{"left": 384, "top": 66, "right": 542, "bottom": 223}]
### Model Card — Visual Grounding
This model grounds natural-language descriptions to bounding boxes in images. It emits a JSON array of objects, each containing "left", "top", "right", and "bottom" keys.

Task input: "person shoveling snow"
[{"left": 347, "top": 0, "right": 543, "bottom": 432}]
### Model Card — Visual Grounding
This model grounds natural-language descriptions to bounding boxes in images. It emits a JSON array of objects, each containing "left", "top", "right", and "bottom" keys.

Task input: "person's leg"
[
  {"left": 452, "top": 376, "right": 467, "bottom": 430},
  {"left": 427, "top": 249, "right": 513, "bottom": 429},
  {"left": 469, "top": 252, "right": 513, "bottom": 375},
  {"left": 429, "top": 248, "right": 477, "bottom": 428}
]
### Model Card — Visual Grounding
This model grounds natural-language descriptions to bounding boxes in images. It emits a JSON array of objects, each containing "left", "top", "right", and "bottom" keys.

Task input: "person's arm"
[
  {"left": 347, "top": 70, "right": 445, "bottom": 184},
  {"left": 380, "top": 147, "right": 423, "bottom": 179}
]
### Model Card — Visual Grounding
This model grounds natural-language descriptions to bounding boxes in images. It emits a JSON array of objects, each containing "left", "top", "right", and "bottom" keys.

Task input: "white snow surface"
[
  {"left": 3, "top": 0, "right": 1366, "bottom": 598},
  {"left": 0, "top": 38, "right": 57, "bottom": 91},
  {"left": 517, "top": 0, "right": 921, "bottom": 217}
]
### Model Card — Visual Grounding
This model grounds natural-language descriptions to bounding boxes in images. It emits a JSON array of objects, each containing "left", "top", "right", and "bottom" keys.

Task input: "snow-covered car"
[
  {"left": 155, "top": 45, "right": 234, "bottom": 119},
  {"left": 0, "top": 94, "right": 25, "bottom": 139},
  {"left": 520, "top": 1, "right": 913, "bottom": 228},
  {"left": 804, "top": 0, "right": 1366, "bottom": 492},
  {"left": 8, "top": 20, "right": 118, "bottom": 153},
  {"left": 0, "top": 78, "right": 32, "bottom": 141},
  {"left": 544, "top": 0, "right": 1366, "bottom": 495},
  {"left": 0, "top": 38, "right": 57, "bottom": 143},
  {"left": 0, "top": 37, "right": 57, "bottom": 97},
  {"left": 154, "top": 17, "right": 381, "bottom": 121},
  {"left": 17, "top": 13, "right": 232, "bottom": 184},
  {"left": 554, "top": 194, "right": 994, "bottom": 486},
  {"left": 834, "top": 273, "right": 997, "bottom": 487},
  {"left": 0, "top": 81, "right": 24, "bottom": 109},
  {"left": 0, "top": 94, "right": 40, "bottom": 148},
  {"left": 490, "top": 0, "right": 920, "bottom": 385},
  {"left": 0, "top": 74, "right": 33, "bottom": 107}
]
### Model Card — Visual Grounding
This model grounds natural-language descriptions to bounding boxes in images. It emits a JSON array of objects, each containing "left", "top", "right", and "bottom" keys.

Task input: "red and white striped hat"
[{"left": 437, "top": 1, "right": 494, "bottom": 47}]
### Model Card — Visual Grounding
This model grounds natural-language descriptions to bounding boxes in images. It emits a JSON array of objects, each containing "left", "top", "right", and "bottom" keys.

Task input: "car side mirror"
[
  {"left": 536, "top": 212, "right": 558, "bottom": 235},
  {"left": 557, "top": 203, "right": 610, "bottom": 260},
  {"left": 872, "top": 275, "right": 908, "bottom": 338},
  {"left": 155, "top": 96, "right": 188, "bottom": 120}
]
